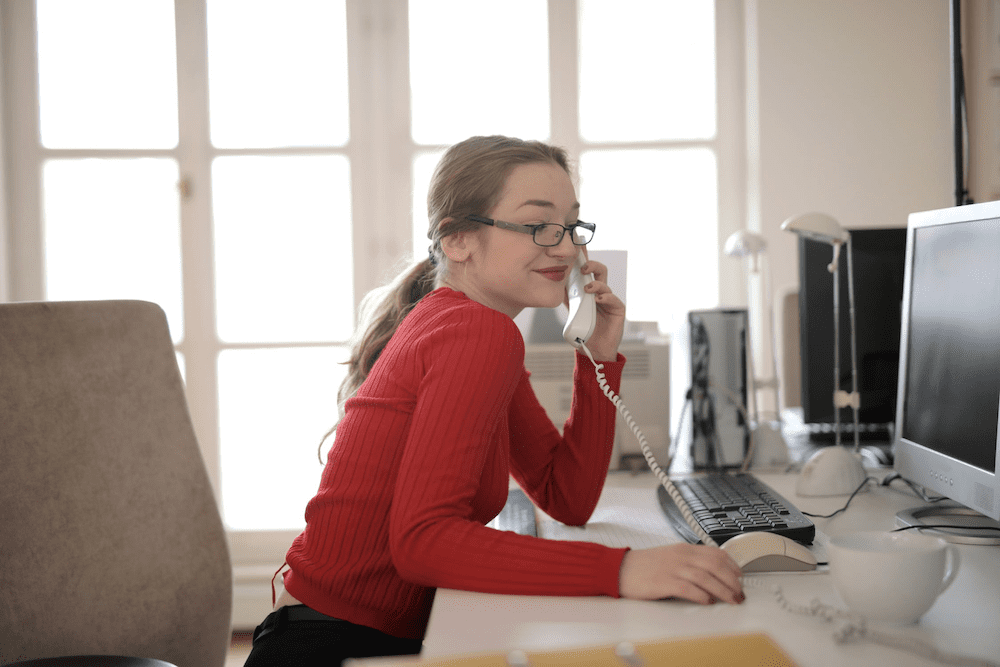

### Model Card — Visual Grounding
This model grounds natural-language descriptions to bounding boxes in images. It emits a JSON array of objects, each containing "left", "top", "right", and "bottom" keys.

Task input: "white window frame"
[{"left": 0, "top": 0, "right": 746, "bottom": 628}]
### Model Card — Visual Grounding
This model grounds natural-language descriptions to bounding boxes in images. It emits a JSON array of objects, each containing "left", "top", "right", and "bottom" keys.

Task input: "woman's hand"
[
  {"left": 572, "top": 258, "right": 625, "bottom": 362},
  {"left": 618, "top": 544, "right": 745, "bottom": 605}
]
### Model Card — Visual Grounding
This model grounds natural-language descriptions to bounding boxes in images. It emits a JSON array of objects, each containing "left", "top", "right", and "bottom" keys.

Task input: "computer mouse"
[{"left": 720, "top": 532, "right": 818, "bottom": 573}]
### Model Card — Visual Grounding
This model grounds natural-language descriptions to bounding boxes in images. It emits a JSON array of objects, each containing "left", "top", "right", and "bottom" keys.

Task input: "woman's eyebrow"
[{"left": 517, "top": 199, "right": 581, "bottom": 210}]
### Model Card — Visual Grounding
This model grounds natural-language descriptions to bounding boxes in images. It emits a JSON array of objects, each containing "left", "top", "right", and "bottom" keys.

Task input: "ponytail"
[
  {"left": 318, "top": 257, "right": 437, "bottom": 462},
  {"left": 338, "top": 258, "right": 437, "bottom": 410}
]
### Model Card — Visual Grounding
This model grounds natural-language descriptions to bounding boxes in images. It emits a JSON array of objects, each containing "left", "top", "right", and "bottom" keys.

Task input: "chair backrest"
[{"left": 0, "top": 301, "right": 232, "bottom": 667}]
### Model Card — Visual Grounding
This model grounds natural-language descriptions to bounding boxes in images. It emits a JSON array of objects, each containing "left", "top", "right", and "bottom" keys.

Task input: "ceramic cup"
[{"left": 827, "top": 530, "right": 960, "bottom": 624}]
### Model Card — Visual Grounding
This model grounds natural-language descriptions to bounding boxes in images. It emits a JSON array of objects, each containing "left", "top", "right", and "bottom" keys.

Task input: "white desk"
[{"left": 421, "top": 470, "right": 1000, "bottom": 667}]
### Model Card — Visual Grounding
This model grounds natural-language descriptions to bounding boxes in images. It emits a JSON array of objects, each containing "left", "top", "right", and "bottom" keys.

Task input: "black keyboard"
[
  {"left": 657, "top": 473, "right": 815, "bottom": 545},
  {"left": 492, "top": 487, "right": 537, "bottom": 536}
]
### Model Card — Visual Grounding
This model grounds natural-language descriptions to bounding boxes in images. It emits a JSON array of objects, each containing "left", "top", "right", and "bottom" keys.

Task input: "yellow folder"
[{"left": 347, "top": 632, "right": 800, "bottom": 666}]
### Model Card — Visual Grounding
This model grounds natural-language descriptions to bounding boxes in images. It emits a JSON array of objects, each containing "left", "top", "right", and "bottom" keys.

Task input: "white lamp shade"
[
  {"left": 723, "top": 230, "right": 767, "bottom": 258},
  {"left": 780, "top": 212, "right": 849, "bottom": 244}
]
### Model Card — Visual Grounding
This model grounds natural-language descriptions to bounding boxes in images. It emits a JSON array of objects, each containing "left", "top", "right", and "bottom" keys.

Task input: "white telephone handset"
[{"left": 563, "top": 252, "right": 596, "bottom": 347}]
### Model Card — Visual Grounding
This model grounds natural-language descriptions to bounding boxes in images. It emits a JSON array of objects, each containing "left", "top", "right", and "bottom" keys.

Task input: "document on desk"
[{"left": 537, "top": 487, "right": 684, "bottom": 549}]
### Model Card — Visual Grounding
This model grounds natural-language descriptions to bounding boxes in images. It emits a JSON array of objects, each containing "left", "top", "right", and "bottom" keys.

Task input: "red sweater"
[{"left": 283, "top": 287, "right": 629, "bottom": 639}]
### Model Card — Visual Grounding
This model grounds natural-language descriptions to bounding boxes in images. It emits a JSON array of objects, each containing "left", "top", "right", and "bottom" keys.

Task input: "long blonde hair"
[{"left": 318, "top": 136, "right": 571, "bottom": 458}]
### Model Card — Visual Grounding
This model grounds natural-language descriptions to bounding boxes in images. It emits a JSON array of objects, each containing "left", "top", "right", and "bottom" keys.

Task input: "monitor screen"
[
  {"left": 894, "top": 202, "right": 1000, "bottom": 523},
  {"left": 798, "top": 228, "right": 907, "bottom": 432}
]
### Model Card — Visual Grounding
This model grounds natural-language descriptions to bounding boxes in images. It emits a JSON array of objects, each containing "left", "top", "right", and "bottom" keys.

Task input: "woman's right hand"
[{"left": 618, "top": 544, "right": 745, "bottom": 605}]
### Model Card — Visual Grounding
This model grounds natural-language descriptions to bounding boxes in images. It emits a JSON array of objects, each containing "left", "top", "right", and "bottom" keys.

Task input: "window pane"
[
  {"left": 207, "top": 0, "right": 349, "bottom": 148},
  {"left": 36, "top": 0, "right": 178, "bottom": 149},
  {"left": 42, "top": 158, "right": 184, "bottom": 342},
  {"left": 409, "top": 0, "right": 549, "bottom": 144},
  {"left": 411, "top": 150, "right": 445, "bottom": 259},
  {"left": 219, "top": 347, "right": 347, "bottom": 531},
  {"left": 213, "top": 156, "right": 354, "bottom": 343},
  {"left": 579, "top": 0, "right": 716, "bottom": 141},
  {"left": 579, "top": 149, "right": 718, "bottom": 330}
]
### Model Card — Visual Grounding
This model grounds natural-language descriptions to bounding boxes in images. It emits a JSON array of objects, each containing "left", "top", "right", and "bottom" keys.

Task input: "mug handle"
[{"left": 939, "top": 544, "right": 961, "bottom": 594}]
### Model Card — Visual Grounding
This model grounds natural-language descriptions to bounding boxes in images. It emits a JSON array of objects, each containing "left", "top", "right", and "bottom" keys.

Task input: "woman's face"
[{"left": 450, "top": 161, "right": 583, "bottom": 318}]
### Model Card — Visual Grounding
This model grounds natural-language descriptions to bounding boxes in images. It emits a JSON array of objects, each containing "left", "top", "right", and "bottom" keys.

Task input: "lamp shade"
[
  {"left": 780, "top": 212, "right": 849, "bottom": 244},
  {"left": 723, "top": 230, "right": 767, "bottom": 258}
]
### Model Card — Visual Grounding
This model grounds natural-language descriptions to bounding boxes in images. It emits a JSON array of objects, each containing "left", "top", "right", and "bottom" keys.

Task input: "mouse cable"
[
  {"left": 578, "top": 341, "right": 719, "bottom": 548},
  {"left": 892, "top": 523, "right": 1000, "bottom": 535},
  {"left": 880, "top": 472, "right": 949, "bottom": 503},
  {"left": 799, "top": 476, "right": 877, "bottom": 519}
]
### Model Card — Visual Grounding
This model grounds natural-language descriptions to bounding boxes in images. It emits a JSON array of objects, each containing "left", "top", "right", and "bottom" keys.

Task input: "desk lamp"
[
  {"left": 722, "top": 230, "right": 789, "bottom": 468},
  {"left": 781, "top": 213, "right": 866, "bottom": 496}
]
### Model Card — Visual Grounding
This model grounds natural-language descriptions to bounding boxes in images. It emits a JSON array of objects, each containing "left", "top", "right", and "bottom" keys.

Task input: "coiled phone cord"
[{"left": 578, "top": 341, "right": 719, "bottom": 548}]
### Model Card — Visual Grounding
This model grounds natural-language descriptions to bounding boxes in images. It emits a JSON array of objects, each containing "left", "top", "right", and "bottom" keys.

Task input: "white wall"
[
  {"left": 0, "top": 24, "right": 7, "bottom": 303},
  {"left": 965, "top": 0, "right": 1000, "bottom": 204},
  {"left": 743, "top": 0, "right": 954, "bottom": 407}
]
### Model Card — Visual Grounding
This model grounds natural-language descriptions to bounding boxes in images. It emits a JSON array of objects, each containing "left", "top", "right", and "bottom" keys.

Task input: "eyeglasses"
[{"left": 466, "top": 215, "right": 596, "bottom": 247}]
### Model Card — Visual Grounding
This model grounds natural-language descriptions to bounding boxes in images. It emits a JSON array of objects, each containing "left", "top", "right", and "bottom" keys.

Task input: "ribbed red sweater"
[{"left": 283, "top": 287, "right": 629, "bottom": 640}]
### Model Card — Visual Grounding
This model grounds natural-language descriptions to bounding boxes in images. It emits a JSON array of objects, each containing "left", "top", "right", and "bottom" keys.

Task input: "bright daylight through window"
[{"left": 23, "top": 0, "right": 721, "bottom": 533}]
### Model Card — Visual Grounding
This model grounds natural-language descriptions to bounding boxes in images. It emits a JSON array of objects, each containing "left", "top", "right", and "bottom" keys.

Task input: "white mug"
[{"left": 827, "top": 530, "right": 960, "bottom": 624}]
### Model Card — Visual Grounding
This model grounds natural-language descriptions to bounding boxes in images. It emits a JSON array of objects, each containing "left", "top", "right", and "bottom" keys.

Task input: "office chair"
[
  {"left": 5, "top": 658, "right": 176, "bottom": 667},
  {"left": 0, "top": 301, "right": 233, "bottom": 667}
]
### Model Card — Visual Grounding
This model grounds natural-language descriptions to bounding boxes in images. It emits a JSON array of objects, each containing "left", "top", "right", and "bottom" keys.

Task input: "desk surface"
[{"left": 420, "top": 470, "right": 1000, "bottom": 667}]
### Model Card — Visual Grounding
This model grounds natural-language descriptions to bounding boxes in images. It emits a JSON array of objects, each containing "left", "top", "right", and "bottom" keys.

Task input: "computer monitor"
[
  {"left": 798, "top": 228, "right": 907, "bottom": 440},
  {"left": 893, "top": 201, "right": 1000, "bottom": 538}
]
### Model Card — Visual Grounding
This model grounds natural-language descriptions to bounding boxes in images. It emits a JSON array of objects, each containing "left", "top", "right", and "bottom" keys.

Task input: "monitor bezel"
[{"left": 894, "top": 201, "right": 1000, "bottom": 523}]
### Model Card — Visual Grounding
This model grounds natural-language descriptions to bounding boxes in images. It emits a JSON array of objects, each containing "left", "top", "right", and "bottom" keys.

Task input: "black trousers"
[{"left": 242, "top": 605, "right": 423, "bottom": 667}]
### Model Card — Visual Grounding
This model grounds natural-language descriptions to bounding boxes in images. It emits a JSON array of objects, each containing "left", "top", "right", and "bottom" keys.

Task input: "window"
[{"left": 1, "top": 0, "right": 744, "bottom": 626}]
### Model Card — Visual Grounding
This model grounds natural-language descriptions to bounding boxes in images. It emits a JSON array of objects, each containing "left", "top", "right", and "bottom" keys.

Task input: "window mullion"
[
  {"left": 548, "top": 0, "right": 580, "bottom": 156},
  {"left": 174, "top": 0, "right": 222, "bottom": 494},
  {"left": 346, "top": 0, "right": 414, "bottom": 311},
  {"left": 2, "top": 1, "right": 44, "bottom": 301},
  {"left": 716, "top": 0, "right": 747, "bottom": 308}
]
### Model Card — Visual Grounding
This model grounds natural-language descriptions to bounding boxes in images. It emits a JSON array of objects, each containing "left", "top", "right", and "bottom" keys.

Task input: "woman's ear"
[
  {"left": 441, "top": 226, "right": 477, "bottom": 263},
  {"left": 442, "top": 233, "right": 468, "bottom": 263}
]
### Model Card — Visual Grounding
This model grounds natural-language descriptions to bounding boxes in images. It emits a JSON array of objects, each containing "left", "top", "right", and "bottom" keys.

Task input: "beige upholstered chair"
[{"left": 0, "top": 301, "right": 233, "bottom": 667}]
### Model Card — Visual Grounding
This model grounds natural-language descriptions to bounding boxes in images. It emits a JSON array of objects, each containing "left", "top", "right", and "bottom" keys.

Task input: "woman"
[{"left": 244, "top": 136, "right": 744, "bottom": 666}]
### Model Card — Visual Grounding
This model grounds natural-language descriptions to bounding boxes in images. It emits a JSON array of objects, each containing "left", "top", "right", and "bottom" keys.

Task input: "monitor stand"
[{"left": 896, "top": 501, "right": 1000, "bottom": 545}]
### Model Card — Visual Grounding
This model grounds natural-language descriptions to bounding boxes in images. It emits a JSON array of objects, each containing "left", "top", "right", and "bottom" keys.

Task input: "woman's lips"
[{"left": 536, "top": 267, "right": 568, "bottom": 281}]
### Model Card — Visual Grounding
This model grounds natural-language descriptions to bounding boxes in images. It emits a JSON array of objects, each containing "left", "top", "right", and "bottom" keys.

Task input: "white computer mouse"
[{"left": 720, "top": 532, "right": 818, "bottom": 573}]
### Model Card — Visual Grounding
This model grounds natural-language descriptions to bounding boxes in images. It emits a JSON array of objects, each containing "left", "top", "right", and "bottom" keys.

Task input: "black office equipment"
[
  {"left": 798, "top": 228, "right": 907, "bottom": 442},
  {"left": 686, "top": 308, "right": 749, "bottom": 469},
  {"left": 656, "top": 473, "right": 815, "bottom": 545}
]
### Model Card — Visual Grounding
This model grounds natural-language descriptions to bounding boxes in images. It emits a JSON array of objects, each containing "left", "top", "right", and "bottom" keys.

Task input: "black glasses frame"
[{"left": 466, "top": 215, "right": 596, "bottom": 247}]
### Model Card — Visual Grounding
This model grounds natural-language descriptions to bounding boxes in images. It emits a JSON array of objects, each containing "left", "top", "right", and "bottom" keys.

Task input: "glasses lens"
[
  {"left": 571, "top": 223, "right": 595, "bottom": 245},
  {"left": 533, "top": 224, "right": 565, "bottom": 246}
]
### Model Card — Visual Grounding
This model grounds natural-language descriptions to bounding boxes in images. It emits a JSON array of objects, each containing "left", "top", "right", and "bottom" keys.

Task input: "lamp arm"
[
  {"left": 830, "top": 243, "right": 842, "bottom": 448},
  {"left": 846, "top": 239, "right": 861, "bottom": 452},
  {"left": 743, "top": 256, "right": 760, "bottom": 425},
  {"left": 761, "top": 250, "right": 783, "bottom": 422}
]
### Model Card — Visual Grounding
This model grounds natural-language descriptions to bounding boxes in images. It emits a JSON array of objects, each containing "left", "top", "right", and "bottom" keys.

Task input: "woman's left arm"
[{"left": 508, "top": 259, "right": 628, "bottom": 524}]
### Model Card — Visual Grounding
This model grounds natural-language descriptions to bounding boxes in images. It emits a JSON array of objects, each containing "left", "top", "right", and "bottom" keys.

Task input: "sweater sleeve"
[
  {"left": 387, "top": 308, "right": 626, "bottom": 598},
  {"left": 508, "top": 351, "right": 627, "bottom": 526}
]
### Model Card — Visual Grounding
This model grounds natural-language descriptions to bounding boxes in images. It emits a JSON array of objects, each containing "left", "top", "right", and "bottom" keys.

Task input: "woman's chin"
[{"left": 538, "top": 295, "right": 566, "bottom": 309}]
